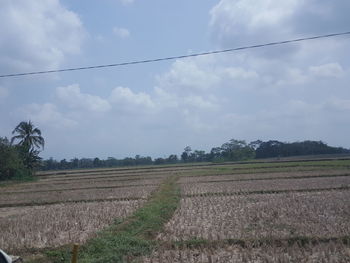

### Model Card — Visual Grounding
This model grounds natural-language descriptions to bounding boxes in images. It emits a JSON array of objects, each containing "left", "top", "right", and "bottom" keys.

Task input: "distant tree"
[
  {"left": 193, "top": 150, "right": 206, "bottom": 162},
  {"left": 11, "top": 121, "right": 44, "bottom": 170},
  {"left": 79, "top": 158, "right": 94, "bottom": 168},
  {"left": 93, "top": 157, "right": 101, "bottom": 167},
  {"left": 255, "top": 140, "right": 349, "bottom": 159},
  {"left": 209, "top": 147, "right": 222, "bottom": 161},
  {"left": 11, "top": 121, "right": 44, "bottom": 151},
  {"left": 154, "top": 158, "right": 165, "bottom": 165},
  {"left": 167, "top": 154, "right": 178, "bottom": 164},
  {"left": 249, "top": 140, "right": 263, "bottom": 150},
  {"left": 71, "top": 158, "right": 79, "bottom": 168},
  {"left": 106, "top": 157, "right": 118, "bottom": 167},
  {"left": 220, "top": 139, "right": 255, "bottom": 161},
  {"left": 60, "top": 159, "right": 69, "bottom": 169},
  {"left": 121, "top": 157, "right": 135, "bottom": 166},
  {"left": 181, "top": 146, "right": 192, "bottom": 162}
]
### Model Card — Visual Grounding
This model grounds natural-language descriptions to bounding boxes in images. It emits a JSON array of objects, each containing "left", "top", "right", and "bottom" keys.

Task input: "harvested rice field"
[
  {"left": 1, "top": 158, "right": 349, "bottom": 262},
  {"left": 0, "top": 200, "right": 145, "bottom": 252}
]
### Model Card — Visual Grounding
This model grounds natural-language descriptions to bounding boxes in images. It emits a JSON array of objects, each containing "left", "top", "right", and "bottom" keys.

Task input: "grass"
[
  {"left": 0, "top": 173, "right": 38, "bottom": 187},
  {"left": 39, "top": 175, "right": 180, "bottom": 263}
]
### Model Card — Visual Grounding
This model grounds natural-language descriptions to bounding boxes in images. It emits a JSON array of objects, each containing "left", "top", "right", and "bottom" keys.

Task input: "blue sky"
[{"left": 1, "top": 0, "right": 350, "bottom": 160}]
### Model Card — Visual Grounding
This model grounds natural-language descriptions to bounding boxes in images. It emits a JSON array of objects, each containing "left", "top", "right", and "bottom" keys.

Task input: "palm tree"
[{"left": 11, "top": 121, "right": 45, "bottom": 151}]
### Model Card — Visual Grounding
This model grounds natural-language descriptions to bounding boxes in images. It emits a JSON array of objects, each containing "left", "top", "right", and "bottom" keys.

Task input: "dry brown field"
[
  {"left": 179, "top": 169, "right": 350, "bottom": 183},
  {"left": 0, "top": 166, "right": 162, "bottom": 255},
  {"left": 0, "top": 178, "right": 161, "bottom": 194},
  {"left": 0, "top": 200, "right": 144, "bottom": 252},
  {"left": 182, "top": 176, "right": 350, "bottom": 196},
  {"left": 158, "top": 191, "right": 350, "bottom": 241},
  {"left": 1, "top": 159, "right": 350, "bottom": 262},
  {"left": 142, "top": 242, "right": 350, "bottom": 262}
]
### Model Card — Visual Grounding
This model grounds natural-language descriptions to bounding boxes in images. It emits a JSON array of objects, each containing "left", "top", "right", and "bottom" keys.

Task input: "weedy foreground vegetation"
[{"left": 0, "top": 159, "right": 349, "bottom": 262}]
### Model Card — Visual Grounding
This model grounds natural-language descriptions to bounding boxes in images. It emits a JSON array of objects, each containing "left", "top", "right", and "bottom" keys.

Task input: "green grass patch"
[
  {"left": 44, "top": 176, "right": 180, "bottom": 263},
  {"left": 0, "top": 173, "right": 37, "bottom": 188}
]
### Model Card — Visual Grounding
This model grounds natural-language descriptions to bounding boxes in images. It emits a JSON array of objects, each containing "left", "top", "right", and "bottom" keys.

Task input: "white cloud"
[
  {"left": 0, "top": 0, "right": 85, "bottom": 73},
  {"left": 183, "top": 95, "right": 219, "bottom": 110},
  {"left": 275, "top": 68, "right": 309, "bottom": 86},
  {"left": 56, "top": 84, "right": 111, "bottom": 112},
  {"left": 210, "top": 0, "right": 297, "bottom": 30},
  {"left": 153, "top": 87, "right": 179, "bottom": 108},
  {"left": 110, "top": 86, "right": 154, "bottom": 109},
  {"left": 309, "top": 63, "right": 344, "bottom": 78},
  {"left": 156, "top": 59, "right": 221, "bottom": 92},
  {"left": 210, "top": 0, "right": 298, "bottom": 47},
  {"left": 222, "top": 67, "right": 259, "bottom": 80},
  {"left": 20, "top": 103, "right": 77, "bottom": 129},
  {"left": 113, "top": 27, "right": 130, "bottom": 39}
]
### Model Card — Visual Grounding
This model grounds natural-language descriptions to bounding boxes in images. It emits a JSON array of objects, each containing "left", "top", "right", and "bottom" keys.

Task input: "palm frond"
[
  {"left": 10, "top": 135, "right": 24, "bottom": 145},
  {"left": 33, "top": 128, "right": 42, "bottom": 136}
]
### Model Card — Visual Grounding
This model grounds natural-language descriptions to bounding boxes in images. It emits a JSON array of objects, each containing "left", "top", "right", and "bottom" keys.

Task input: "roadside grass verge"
[{"left": 41, "top": 175, "right": 180, "bottom": 263}]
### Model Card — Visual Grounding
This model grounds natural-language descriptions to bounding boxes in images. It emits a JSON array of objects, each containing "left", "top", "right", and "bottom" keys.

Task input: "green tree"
[
  {"left": 11, "top": 121, "right": 44, "bottom": 169},
  {"left": 0, "top": 137, "right": 29, "bottom": 180},
  {"left": 11, "top": 121, "right": 45, "bottom": 151},
  {"left": 181, "top": 146, "right": 192, "bottom": 162}
]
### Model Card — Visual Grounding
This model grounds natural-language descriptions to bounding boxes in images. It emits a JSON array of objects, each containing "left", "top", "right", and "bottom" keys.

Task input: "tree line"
[
  {"left": 2, "top": 121, "right": 349, "bottom": 178},
  {"left": 41, "top": 139, "right": 349, "bottom": 171}
]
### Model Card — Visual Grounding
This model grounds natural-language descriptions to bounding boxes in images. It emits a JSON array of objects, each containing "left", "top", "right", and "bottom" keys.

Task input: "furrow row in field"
[
  {"left": 185, "top": 186, "right": 350, "bottom": 197},
  {"left": 37, "top": 169, "right": 177, "bottom": 181},
  {"left": 0, "top": 186, "right": 156, "bottom": 207},
  {"left": 36, "top": 159, "right": 350, "bottom": 179},
  {"left": 181, "top": 173, "right": 350, "bottom": 185},
  {"left": 1, "top": 177, "right": 162, "bottom": 194},
  {"left": 38, "top": 173, "right": 164, "bottom": 183},
  {"left": 179, "top": 170, "right": 350, "bottom": 183},
  {"left": 180, "top": 166, "right": 343, "bottom": 178},
  {"left": 0, "top": 196, "right": 146, "bottom": 209},
  {"left": 181, "top": 176, "right": 350, "bottom": 195},
  {"left": 1, "top": 183, "right": 159, "bottom": 195},
  {"left": 158, "top": 190, "right": 350, "bottom": 242},
  {"left": 0, "top": 199, "right": 145, "bottom": 253},
  {"left": 33, "top": 175, "right": 162, "bottom": 186}
]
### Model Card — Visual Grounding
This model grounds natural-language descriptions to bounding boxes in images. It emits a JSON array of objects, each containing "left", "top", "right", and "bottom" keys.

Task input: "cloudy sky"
[{"left": 1, "top": 0, "right": 350, "bottom": 160}]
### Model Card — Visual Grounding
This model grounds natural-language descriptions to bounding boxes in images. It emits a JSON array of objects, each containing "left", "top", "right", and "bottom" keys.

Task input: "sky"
[{"left": 1, "top": 0, "right": 350, "bottom": 160}]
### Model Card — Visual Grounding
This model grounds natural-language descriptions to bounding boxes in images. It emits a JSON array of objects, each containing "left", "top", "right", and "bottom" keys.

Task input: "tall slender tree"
[
  {"left": 11, "top": 121, "right": 44, "bottom": 169},
  {"left": 11, "top": 121, "right": 45, "bottom": 151}
]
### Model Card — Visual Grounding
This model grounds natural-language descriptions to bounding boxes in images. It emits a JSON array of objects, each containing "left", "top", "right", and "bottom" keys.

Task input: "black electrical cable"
[{"left": 1, "top": 31, "right": 349, "bottom": 78}]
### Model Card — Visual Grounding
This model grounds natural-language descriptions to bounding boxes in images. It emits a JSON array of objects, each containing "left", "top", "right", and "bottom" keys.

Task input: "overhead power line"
[{"left": 1, "top": 31, "right": 350, "bottom": 78}]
